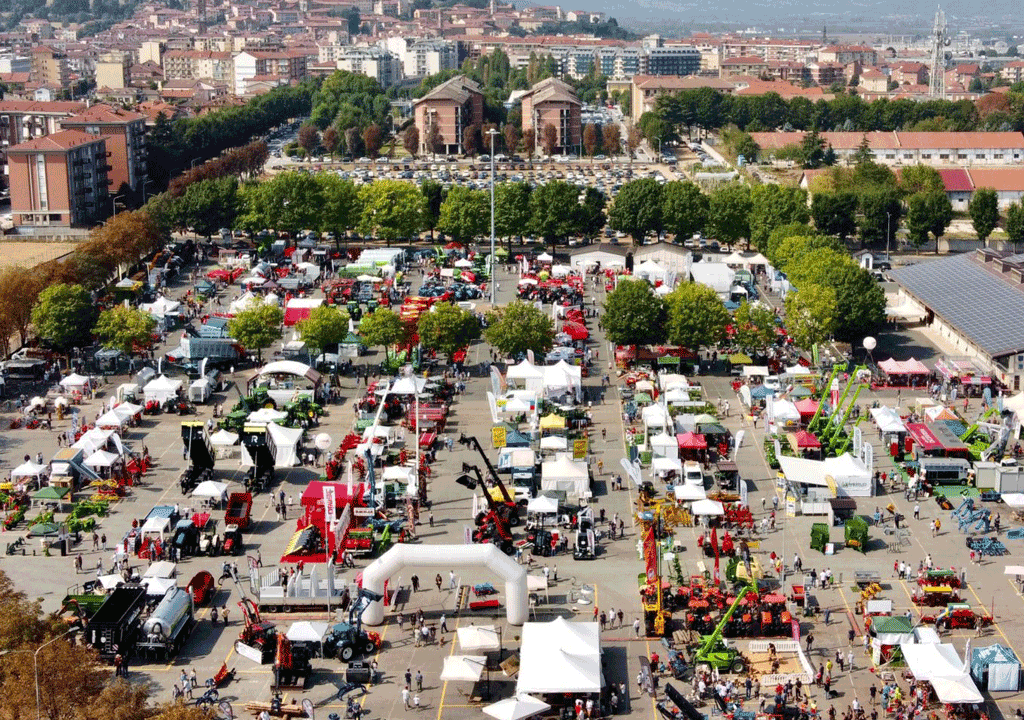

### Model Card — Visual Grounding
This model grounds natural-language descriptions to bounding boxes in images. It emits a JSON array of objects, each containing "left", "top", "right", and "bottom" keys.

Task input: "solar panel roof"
[{"left": 890, "top": 253, "right": 1024, "bottom": 358}]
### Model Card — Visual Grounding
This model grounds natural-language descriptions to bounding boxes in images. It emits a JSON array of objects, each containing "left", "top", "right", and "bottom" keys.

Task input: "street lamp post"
[
  {"left": 111, "top": 193, "right": 125, "bottom": 217},
  {"left": 886, "top": 211, "right": 891, "bottom": 263},
  {"left": 487, "top": 128, "right": 499, "bottom": 305},
  {"left": 12, "top": 628, "right": 78, "bottom": 720}
]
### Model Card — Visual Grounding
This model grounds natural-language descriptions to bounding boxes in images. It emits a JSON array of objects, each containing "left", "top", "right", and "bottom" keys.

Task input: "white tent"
[
  {"left": 543, "top": 361, "right": 582, "bottom": 402},
  {"left": 382, "top": 465, "right": 416, "bottom": 482},
  {"left": 772, "top": 399, "right": 801, "bottom": 424},
  {"left": 652, "top": 457, "right": 683, "bottom": 475},
  {"left": 507, "top": 359, "right": 544, "bottom": 384},
  {"left": 84, "top": 449, "right": 119, "bottom": 468},
  {"left": 72, "top": 427, "right": 114, "bottom": 455},
  {"left": 540, "top": 435, "right": 568, "bottom": 451},
  {"left": 59, "top": 373, "right": 91, "bottom": 392},
  {"left": 440, "top": 655, "right": 487, "bottom": 682},
  {"left": 140, "top": 296, "right": 181, "bottom": 318},
  {"left": 537, "top": 252, "right": 553, "bottom": 263},
  {"left": 141, "top": 576, "right": 177, "bottom": 596},
  {"left": 649, "top": 432, "right": 677, "bottom": 457},
  {"left": 267, "top": 423, "right": 303, "bottom": 467},
  {"left": 674, "top": 484, "right": 708, "bottom": 501},
  {"left": 1004, "top": 392, "right": 1024, "bottom": 417},
  {"left": 540, "top": 456, "right": 589, "bottom": 496},
  {"left": 641, "top": 405, "right": 670, "bottom": 431},
  {"left": 660, "top": 374, "right": 690, "bottom": 391},
  {"left": 141, "top": 516, "right": 171, "bottom": 539},
  {"left": 871, "top": 407, "right": 907, "bottom": 434},
  {"left": 95, "top": 409, "right": 127, "bottom": 429},
  {"left": 143, "top": 375, "right": 182, "bottom": 403},
  {"left": 97, "top": 574, "right": 124, "bottom": 591},
  {"left": 112, "top": 403, "right": 143, "bottom": 420},
  {"left": 484, "top": 695, "right": 551, "bottom": 720},
  {"left": 11, "top": 460, "right": 47, "bottom": 479},
  {"left": 691, "top": 499, "right": 725, "bottom": 516},
  {"left": 247, "top": 408, "right": 288, "bottom": 424},
  {"left": 690, "top": 262, "right": 736, "bottom": 295},
  {"left": 286, "top": 621, "right": 329, "bottom": 643},
  {"left": 498, "top": 448, "right": 535, "bottom": 470},
  {"left": 901, "top": 643, "right": 982, "bottom": 704},
  {"left": 517, "top": 618, "right": 601, "bottom": 694},
  {"left": 210, "top": 429, "right": 238, "bottom": 446},
  {"left": 527, "top": 495, "right": 559, "bottom": 514},
  {"left": 777, "top": 453, "right": 873, "bottom": 497},
  {"left": 457, "top": 625, "right": 501, "bottom": 651},
  {"left": 635, "top": 260, "right": 668, "bottom": 283},
  {"left": 143, "top": 561, "right": 177, "bottom": 578},
  {"left": 192, "top": 480, "right": 228, "bottom": 499},
  {"left": 229, "top": 291, "right": 260, "bottom": 314}
]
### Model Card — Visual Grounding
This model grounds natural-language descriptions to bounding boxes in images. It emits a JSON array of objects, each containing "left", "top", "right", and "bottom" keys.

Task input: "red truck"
[{"left": 225, "top": 492, "right": 252, "bottom": 531}]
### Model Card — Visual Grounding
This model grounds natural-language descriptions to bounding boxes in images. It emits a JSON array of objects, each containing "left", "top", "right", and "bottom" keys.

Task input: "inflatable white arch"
[{"left": 360, "top": 544, "right": 528, "bottom": 626}]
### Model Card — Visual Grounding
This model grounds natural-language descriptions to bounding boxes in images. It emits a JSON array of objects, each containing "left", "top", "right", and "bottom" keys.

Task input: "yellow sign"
[
  {"left": 492, "top": 426, "right": 507, "bottom": 448},
  {"left": 573, "top": 438, "right": 588, "bottom": 459}
]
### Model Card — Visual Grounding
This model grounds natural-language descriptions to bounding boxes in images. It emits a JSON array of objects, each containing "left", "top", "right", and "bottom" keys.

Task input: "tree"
[
  {"left": 665, "top": 283, "right": 730, "bottom": 350},
  {"left": 236, "top": 171, "right": 323, "bottom": 236},
  {"left": 495, "top": 182, "right": 531, "bottom": 249},
  {"left": 403, "top": 125, "right": 420, "bottom": 158},
  {"left": 31, "top": 284, "right": 95, "bottom": 353},
  {"left": 785, "top": 250, "right": 884, "bottom": 341},
  {"left": 362, "top": 123, "right": 384, "bottom": 158},
  {"left": 851, "top": 135, "right": 873, "bottom": 165},
  {"left": 426, "top": 123, "right": 444, "bottom": 158},
  {"left": 601, "top": 279, "right": 667, "bottom": 348},
  {"left": 773, "top": 234, "right": 844, "bottom": 272},
  {"left": 437, "top": 186, "right": 489, "bottom": 244},
  {"left": 661, "top": 181, "right": 708, "bottom": 241},
  {"left": 906, "top": 190, "right": 953, "bottom": 252},
  {"left": 94, "top": 306, "right": 157, "bottom": 355},
  {"left": 602, "top": 124, "right": 621, "bottom": 156},
  {"left": 898, "top": 164, "right": 945, "bottom": 196},
  {"left": 732, "top": 301, "right": 777, "bottom": 351},
  {"left": 358, "top": 179, "right": 426, "bottom": 246},
  {"left": 179, "top": 177, "right": 238, "bottom": 238},
  {"left": 582, "top": 123, "right": 600, "bottom": 157},
  {"left": 626, "top": 122, "right": 642, "bottom": 158},
  {"left": 503, "top": 123, "right": 520, "bottom": 156},
  {"left": 358, "top": 307, "right": 407, "bottom": 359},
  {"left": 322, "top": 126, "right": 340, "bottom": 159},
  {"left": 748, "top": 184, "right": 809, "bottom": 251},
  {"left": 541, "top": 123, "right": 558, "bottom": 156},
  {"left": 785, "top": 284, "right": 837, "bottom": 349},
  {"left": 529, "top": 180, "right": 582, "bottom": 251},
  {"left": 765, "top": 222, "right": 814, "bottom": 265},
  {"left": 811, "top": 192, "right": 858, "bottom": 239},
  {"left": 318, "top": 174, "right": 362, "bottom": 240},
  {"left": 800, "top": 128, "right": 826, "bottom": 168},
  {"left": 227, "top": 300, "right": 283, "bottom": 361},
  {"left": 296, "top": 305, "right": 350, "bottom": 357},
  {"left": 93, "top": 208, "right": 166, "bottom": 264},
  {"left": 968, "top": 187, "right": 999, "bottom": 245},
  {"left": 420, "top": 180, "right": 444, "bottom": 240},
  {"left": 707, "top": 182, "right": 752, "bottom": 247},
  {"left": 297, "top": 124, "right": 320, "bottom": 159},
  {"left": 462, "top": 124, "right": 480, "bottom": 156},
  {"left": 0, "top": 633, "right": 107, "bottom": 720},
  {"left": 522, "top": 128, "right": 536, "bottom": 159},
  {"left": 484, "top": 301, "right": 555, "bottom": 358},
  {"left": 608, "top": 178, "right": 663, "bottom": 244},
  {"left": 579, "top": 187, "right": 607, "bottom": 237},
  {"left": 344, "top": 126, "right": 361, "bottom": 157},
  {"left": 858, "top": 189, "right": 902, "bottom": 248},
  {"left": 0, "top": 266, "right": 43, "bottom": 350},
  {"left": 417, "top": 302, "right": 481, "bottom": 362},
  {"left": 1007, "top": 202, "right": 1024, "bottom": 251},
  {"left": 637, "top": 111, "right": 672, "bottom": 153}
]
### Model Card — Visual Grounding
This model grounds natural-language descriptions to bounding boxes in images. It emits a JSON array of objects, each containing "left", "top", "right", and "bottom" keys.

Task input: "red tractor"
[{"left": 922, "top": 603, "right": 993, "bottom": 630}]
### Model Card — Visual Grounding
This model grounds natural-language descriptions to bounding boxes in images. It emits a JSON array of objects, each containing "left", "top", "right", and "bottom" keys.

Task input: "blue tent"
[{"left": 971, "top": 644, "right": 1020, "bottom": 691}]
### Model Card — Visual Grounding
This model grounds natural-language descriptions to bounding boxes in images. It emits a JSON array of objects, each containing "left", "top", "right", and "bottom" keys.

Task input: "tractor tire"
[
  {"left": 364, "top": 640, "right": 376, "bottom": 654},
  {"left": 508, "top": 509, "right": 521, "bottom": 527},
  {"left": 731, "top": 660, "right": 745, "bottom": 674},
  {"left": 340, "top": 645, "right": 355, "bottom": 662}
]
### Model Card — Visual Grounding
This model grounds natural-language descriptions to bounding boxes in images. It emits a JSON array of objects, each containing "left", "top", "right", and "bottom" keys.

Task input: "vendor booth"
[
  {"left": 900, "top": 643, "right": 983, "bottom": 704},
  {"left": 970, "top": 644, "right": 1021, "bottom": 691},
  {"left": 540, "top": 456, "right": 589, "bottom": 497},
  {"left": 516, "top": 617, "right": 602, "bottom": 695}
]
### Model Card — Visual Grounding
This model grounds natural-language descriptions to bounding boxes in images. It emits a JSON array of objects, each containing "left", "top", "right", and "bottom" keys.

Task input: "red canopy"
[
  {"left": 906, "top": 423, "right": 942, "bottom": 452},
  {"left": 562, "top": 322, "right": 589, "bottom": 341},
  {"left": 676, "top": 432, "right": 707, "bottom": 449},
  {"left": 791, "top": 430, "right": 821, "bottom": 448},
  {"left": 795, "top": 399, "right": 819, "bottom": 416}
]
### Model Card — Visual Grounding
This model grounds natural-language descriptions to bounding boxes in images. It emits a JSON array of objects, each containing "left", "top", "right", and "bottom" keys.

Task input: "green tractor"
[{"left": 691, "top": 581, "right": 755, "bottom": 674}]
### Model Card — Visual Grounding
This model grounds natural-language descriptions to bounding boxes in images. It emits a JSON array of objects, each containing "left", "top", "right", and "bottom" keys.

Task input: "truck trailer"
[{"left": 85, "top": 586, "right": 147, "bottom": 661}]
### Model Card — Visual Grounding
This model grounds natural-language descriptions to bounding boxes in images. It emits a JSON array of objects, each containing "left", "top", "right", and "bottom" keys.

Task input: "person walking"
[
  {"left": 411, "top": 575, "right": 420, "bottom": 592},
  {"left": 806, "top": 633, "right": 814, "bottom": 653},
  {"left": 440, "top": 614, "right": 448, "bottom": 633},
  {"left": 402, "top": 687, "right": 411, "bottom": 709},
  {"left": 435, "top": 573, "right": 442, "bottom": 591},
  {"left": 634, "top": 618, "right": 642, "bottom": 638}
]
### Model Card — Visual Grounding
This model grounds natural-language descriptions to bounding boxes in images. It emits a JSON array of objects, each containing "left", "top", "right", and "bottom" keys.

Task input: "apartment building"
[
  {"left": 1000, "top": 60, "right": 1024, "bottom": 84},
  {"left": 7, "top": 129, "right": 109, "bottom": 228},
  {"left": 629, "top": 74, "right": 735, "bottom": 116},
  {"left": 233, "top": 49, "right": 307, "bottom": 95},
  {"left": 31, "top": 47, "right": 69, "bottom": 89},
  {"left": 643, "top": 46, "right": 701, "bottom": 76},
  {"left": 521, "top": 77, "right": 581, "bottom": 155},
  {"left": 720, "top": 56, "right": 769, "bottom": 78},
  {"left": 163, "top": 50, "right": 235, "bottom": 85},
  {"left": 95, "top": 52, "right": 130, "bottom": 91},
  {"left": 403, "top": 39, "right": 458, "bottom": 78},
  {"left": 0, "top": 100, "right": 87, "bottom": 148},
  {"left": 0, "top": 54, "right": 31, "bottom": 74},
  {"left": 818, "top": 45, "right": 878, "bottom": 66},
  {"left": 333, "top": 47, "right": 401, "bottom": 87},
  {"left": 413, "top": 75, "right": 484, "bottom": 156},
  {"left": 722, "top": 38, "right": 818, "bottom": 63},
  {"left": 61, "top": 104, "right": 147, "bottom": 195}
]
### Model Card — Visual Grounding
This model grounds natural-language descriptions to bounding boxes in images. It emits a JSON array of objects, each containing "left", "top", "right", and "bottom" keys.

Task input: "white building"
[
  {"left": 403, "top": 39, "right": 458, "bottom": 79},
  {"left": 0, "top": 54, "right": 30, "bottom": 74},
  {"left": 334, "top": 47, "right": 401, "bottom": 87}
]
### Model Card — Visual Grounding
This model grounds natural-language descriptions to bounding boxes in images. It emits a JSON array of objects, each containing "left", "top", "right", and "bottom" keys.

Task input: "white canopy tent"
[
  {"left": 192, "top": 480, "right": 229, "bottom": 499},
  {"left": 659, "top": 374, "right": 690, "bottom": 391},
  {"left": 641, "top": 405, "right": 670, "bottom": 432},
  {"left": 652, "top": 457, "right": 683, "bottom": 475},
  {"left": 140, "top": 296, "right": 181, "bottom": 318},
  {"left": 543, "top": 361, "right": 582, "bottom": 402},
  {"left": 247, "top": 408, "right": 288, "bottom": 425},
  {"left": 526, "top": 495, "right": 559, "bottom": 514},
  {"left": 691, "top": 499, "right": 725, "bottom": 516},
  {"left": 95, "top": 409, "right": 127, "bottom": 429},
  {"left": 539, "top": 435, "right": 568, "bottom": 451},
  {"left": 777, "top": 453, "right": 873, "bottom": 497},
  {"left": 440, "top": 655, "right": 487, "bottom": 682},
  {"left": 457, "top": 625, "right": 501, "bottom": 651},
  {"left": 771, "top": 399, "right": 801, "bottom": 426},
  {"left": 871, "top": 407, "right": 907, "bottom": 434},
  {"left": 635, "top": 260, "right": 668, "bottom": 283},
  {"left": 143, "top": 375, "right": 182, "bottom": 403},
  {"left": 11, "top": 460, "right": 47, "bottom": 479},
  {"left": 267, "top": 423, "right": 303, "bottom": 467},
  {"left": 690, "top": 262, "right": 736, "bottom": 296},
  {"left": 540, "top": 456, "right": 589, "bottom": 497},
  {"left": 84, "top": 449, "right": 119, "bottom": 468},
  {"left": 229, "top": 291, "right": 261, "bottom": 314},
  {"left": 210, "top": 429, "right": 238, "bottom": 446},
  {"left": 649, "top": 432, "right": 677, "bottom": 458},
  {"left": 498, "top": 448, "right": 535, "bottom": 470},
  {"left": 483, "top": 695, "right": 551, "bottom": 720},
  {"left": 286, "top": 621, "right": 329, "bottom": 643},
  {"left": 517, "top": 618, "right": 601, "bottom": 694},
  {"left": 59, "top": 373, "right": 91, "bottom": 392},
  {"left": 674, "top": 484, "right": 708, "bottom": 501},
  {"left": 900, "top": 643, "right": 982, "bottom": 704}
]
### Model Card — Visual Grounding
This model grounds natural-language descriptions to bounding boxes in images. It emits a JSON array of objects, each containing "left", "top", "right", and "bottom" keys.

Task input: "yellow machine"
[{"left": 636, "top": 495, "right": 686, "bottom": 636}]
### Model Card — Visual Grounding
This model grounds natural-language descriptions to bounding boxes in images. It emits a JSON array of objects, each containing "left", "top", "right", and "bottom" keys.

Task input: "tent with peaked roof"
[
  {"left": 541, "top": 456, "right": 589, "bottom": 496},
  {"left": 516, "top": 618, "right": 601, "bottom": 694}
]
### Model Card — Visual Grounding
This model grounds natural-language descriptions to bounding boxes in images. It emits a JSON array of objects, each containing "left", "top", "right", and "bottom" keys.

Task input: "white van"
[{"left": 683, "top": 461, "right": 704, "bottom": 488}]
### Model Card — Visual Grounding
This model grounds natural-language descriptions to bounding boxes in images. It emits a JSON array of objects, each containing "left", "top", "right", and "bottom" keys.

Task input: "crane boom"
[
  {"left": 807, "top": 362, "right": 846, "bottom": 434},
  {"left": 697, "top": 581, "right": 755, "bottom": 660}
]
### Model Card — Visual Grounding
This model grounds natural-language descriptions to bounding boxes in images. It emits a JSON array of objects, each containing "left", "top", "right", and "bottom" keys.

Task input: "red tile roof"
[
  {"left": 62, "top": 103, "right": 146, "bottom": 125},
  {"left": 937, "top": 168, "right": 973, "bottom": 192},
  {"left": 8, "top": 129, "right": 102, "bottom": 152}
]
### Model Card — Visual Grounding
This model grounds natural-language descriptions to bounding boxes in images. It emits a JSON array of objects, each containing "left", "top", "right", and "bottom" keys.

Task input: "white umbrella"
[
  {"left": 440, "top": 655, "right": 487, "bottom": 682},
  {"left": 457, "top": 625, "right": 501, "bottom": 652},
  {"left": 484, "top": 695, "right": 552, "bottom": 720},
  {"left": 192, "top": 480, "right": 229, "bottom": 499}
]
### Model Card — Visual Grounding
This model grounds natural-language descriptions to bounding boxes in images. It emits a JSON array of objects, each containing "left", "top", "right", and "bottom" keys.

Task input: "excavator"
[
  {"left": 691, "top": 579, "right": 756, "bottom": 675},
  {"left": 238, "top": 597, "right": 278, "bottom": 663}
]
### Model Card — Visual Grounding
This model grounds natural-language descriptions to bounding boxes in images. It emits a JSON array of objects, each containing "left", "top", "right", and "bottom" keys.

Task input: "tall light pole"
[
  {"left": 886, "top": 211, "right": 891, "bottom": 263},
  {"left": 15, "top": 628, "right": 78, "bottom": 720},
  {"left": 487, "top": 127, "right": 499, "bottom": 305},
  {"left": 111, "top": 193, "right": 125, "bottom": 217}
]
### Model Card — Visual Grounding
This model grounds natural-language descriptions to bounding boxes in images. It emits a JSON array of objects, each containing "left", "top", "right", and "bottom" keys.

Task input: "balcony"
[{"left": 98, "top": 164, "right": 113, "bottom": 173}]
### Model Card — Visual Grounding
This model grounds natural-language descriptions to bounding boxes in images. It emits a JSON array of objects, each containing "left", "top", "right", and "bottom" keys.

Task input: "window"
[
  {"left": 35, "top": 154, "right": 47, "bottom": 210},
  {"left": 977, "top": 153, "right": 986, "bottom": 159},
  {"left": 995, "top": 153, "right": 1004, "bottom": 159},
  {"left": 939, "top": 154, "right": 949, "bottom": 160},
  {"left": 958, "top": 154, "right": 967, "bottom": 160},
  {"left": 921, "top": 154, "right": 931, "bottom": 159}
]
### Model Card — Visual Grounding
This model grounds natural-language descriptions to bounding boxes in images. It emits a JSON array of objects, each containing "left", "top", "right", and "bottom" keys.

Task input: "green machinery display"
[
  {"left": 844, "top": 516, "right": 869, "bottom": 553},
  {"left": 813, "top": 364, "right": 869, "bottom": 456},
  {"left": 692, "top": 580, "right": 755, "bottom": 674},
  {"left": 810, "top": 523, "right": 830, "bottom": 553},
  {"left": 806, "top": 362, "right": 847, "bottom": 435}
]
